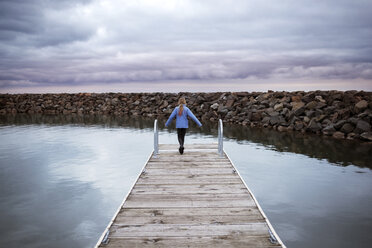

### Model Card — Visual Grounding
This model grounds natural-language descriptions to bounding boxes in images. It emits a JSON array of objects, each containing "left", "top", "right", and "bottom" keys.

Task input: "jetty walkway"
[{"left": 95, "top": 120, "right": 285, "bottom": 247}]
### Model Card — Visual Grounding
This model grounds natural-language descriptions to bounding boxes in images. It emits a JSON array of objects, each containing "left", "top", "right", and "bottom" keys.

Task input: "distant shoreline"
[{"left": 1, "top": 90, "right": 371, "bottom": 141}]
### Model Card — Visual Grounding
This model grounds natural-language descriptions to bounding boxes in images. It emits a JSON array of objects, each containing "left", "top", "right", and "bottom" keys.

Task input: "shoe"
[
  {"left": 180, "top": 146, "right": 184, "bottom": 155},
  {"left": 179, "top": 147, "right": 182, "bottom": 154}
]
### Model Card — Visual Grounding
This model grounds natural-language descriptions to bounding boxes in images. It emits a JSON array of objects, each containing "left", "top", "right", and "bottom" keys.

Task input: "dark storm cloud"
[
  {"left": 0, "top": 0, "right": 371, "bottom": 89},
  {"left": 0, "top": 0, "right": 95, "bottom": 47}
]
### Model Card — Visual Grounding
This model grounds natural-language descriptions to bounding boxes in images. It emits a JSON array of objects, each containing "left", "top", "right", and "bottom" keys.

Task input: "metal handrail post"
[
  {"left": 153, "top": 119, "right": 159, "bottom": 158},
  {"left": 218, "top": 119, "right": 223, "bottom": 157}
]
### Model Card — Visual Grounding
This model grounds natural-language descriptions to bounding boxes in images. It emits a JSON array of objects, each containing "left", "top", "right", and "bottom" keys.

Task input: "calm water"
[{"left": 1, "top": 114, "right": 372, "bottom": 248}]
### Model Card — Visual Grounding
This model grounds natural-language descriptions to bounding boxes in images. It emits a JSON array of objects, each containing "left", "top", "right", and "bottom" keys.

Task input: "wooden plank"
[
  {"left": 100, "top": 235, "right": 280, "bottom": 248},
  {"left": 147, "top": 161, "right": 231, "bottom": 164},
  {"left": 149, "top": 157, "right": 227, "bottom": 162},
  {"left": 146, "top": 162, "right": 232, "bottom": 168},
  {"left": 156, "top": 152, "right": 220, "bottom": 156},
  {"left": 160, "top": 149, "right": 219, "bottom": 153},
  {"left": 114, "top": 211, "right": 264, "bottom": 225},
  {"left": 117, "top": 207, "right": 263, "bottom": 217},
  {"left": 123, "top": 197, "right": 255, "bottom": 208},
  {"left": 149, "top": 157, "right": 229, "bottom": 162},
  {"left": 151, "top": 160, "right": 227, "bottom": 163},
  {"left": 126, "top": 193, "right": 251, "bottom": 199},
  {"left": 159, "top": 144, "right": 218, "bottom": 150},
  {"left": 109, "top": 223, "right": 270, "bottom": 237},
  {"left": 144, "top": 168, "right": 236, "bottom": 175},
  {"left": 113, "top": 215, "right": 265, "bottom": 225},
  {"left": 139, "top": 174, "right": 241, "bottom": 180},
  {"left": 132, "top": 184, "right": 248, "bottom": 195},
  {"left": 136, "top": 178, "right": 243, "bottom": 185}
]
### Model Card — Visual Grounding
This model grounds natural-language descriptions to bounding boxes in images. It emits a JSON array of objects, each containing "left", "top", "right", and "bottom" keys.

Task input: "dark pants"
[{"left": 177, "top": 128, "right": 187, "bottom": 147}]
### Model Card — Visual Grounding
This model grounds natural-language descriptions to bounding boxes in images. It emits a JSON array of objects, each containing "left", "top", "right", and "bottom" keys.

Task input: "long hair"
[{"left": 178, "top": 97, "right": 186, "bottom": 116}]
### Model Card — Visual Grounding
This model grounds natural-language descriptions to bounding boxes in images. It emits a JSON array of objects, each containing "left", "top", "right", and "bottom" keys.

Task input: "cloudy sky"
[{"left": 0, "top": 0, "right": 372, "bottom": 93}]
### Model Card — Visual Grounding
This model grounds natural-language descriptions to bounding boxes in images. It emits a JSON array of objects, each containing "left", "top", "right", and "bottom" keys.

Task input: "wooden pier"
[{"left": 95, "top": 121, "right": 285, "bottom": 247}]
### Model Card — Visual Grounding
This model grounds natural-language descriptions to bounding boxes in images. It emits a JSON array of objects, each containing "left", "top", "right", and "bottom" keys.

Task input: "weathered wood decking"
[{"left": 96, "top": 143, "right": 285, "bottom": 247}]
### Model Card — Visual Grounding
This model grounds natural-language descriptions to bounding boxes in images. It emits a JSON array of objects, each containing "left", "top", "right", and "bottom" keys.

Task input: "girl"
[{"left": 165, "top": 97, "right": 202, "bottom": 154}]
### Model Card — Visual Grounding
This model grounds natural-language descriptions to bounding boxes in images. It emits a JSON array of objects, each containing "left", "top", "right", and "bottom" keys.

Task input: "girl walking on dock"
[{"left": 165, "top": 97, "right": 202, "bottom": 154}]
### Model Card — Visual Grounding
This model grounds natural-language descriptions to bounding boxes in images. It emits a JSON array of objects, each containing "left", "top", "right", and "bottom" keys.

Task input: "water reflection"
[
  {"left": 1, "top": 114, "right": 372, "bottom": 248},
  {"left": 2, "top": 114, "right": 371, "bottom": 169}
]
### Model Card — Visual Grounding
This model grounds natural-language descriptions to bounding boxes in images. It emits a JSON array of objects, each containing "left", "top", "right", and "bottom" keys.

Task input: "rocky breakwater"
[{"left": 0, "top": 91, "right": 371, "bottom": 141}]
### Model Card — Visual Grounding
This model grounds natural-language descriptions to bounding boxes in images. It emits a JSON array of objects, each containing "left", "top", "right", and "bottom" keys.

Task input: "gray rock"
[
  {"left": 270, "top": 116, "right": 280, "bottom": 125},
  {"left": 159, "top": 100, "right": 168, "bottom": 109},
  {"left": 218, "top": 107, "right": 229, "bottom": 115},
  {"left": 225, "top": 99, "right": 235, "bottom": 107},
  {"left": 291, "top": 101, "right": 305, "bottom": 110},
  {"left": 262, "top": 116, "right": 271, "bottom": 124},
  {"left": 274, "top": 103, "right": 284, "bottom": 111},
  {"left": 294, "top": 121, "right": 304, "bottom": 131},
  {"left": 307, "top": 119, "right": 322, "bottom": 132},
  {"left": 294, "top": 106, "right": 305, "bottom": 116},
  {"left": 282, "top": 108, "right": 290, "bottom": 116},
  {"left": 323, "top": 106, "right": 336, "bottom": 115},
  {"left": 277, "top": 126, "right": 287, "bottom": 132},
  {"left": 347, "top": 117, "right": 359, "bottom": 125},
  {"left": 251, "top": 112, "right": 262, "bottom": 121},
  {"left": 261, "top": 100, "right": 270, "bottom": 107},
  {"left": 354, "top": 120, "right": 371, "bottom": 133},
  {"left": 317, "top": 102, "right": 327, "bottom": 109},
  {"left": 333, "top": 131, "right": 345, "bottom": 139},
  {"left": 347, "top": 132, "right": 357, "bottom": 140},
  {"left": 355, "top": 100, "right": 368, "bottom": 110},
  {"left": 210, "top": 103, "right": 219, "bottom": 110},
  {"left": 268, "top": 111, "right": 280, "bottom": 117},
  {"left": 306, "top": 110, "right": 316, "bottom": 118},
  {"left": 315, "top": 114, "right": 326, "bottom": 122},
  {"left": 334, "top": 120, "right": 346, "bottom": 129},
  {"left": 360, "top": 132, "right": 372, "bottom": 141},
  {"left": 340, "top": 123, "right": 354, "bottom": 134},
  {"left": 322, "top": 125, "right": 336, "bottom": 135},
  {"left": 315, "top": 95, "right": 326, "bottom": 103},
  {"left": 305, "top": 101, "right": 318, "bottom": 110}
]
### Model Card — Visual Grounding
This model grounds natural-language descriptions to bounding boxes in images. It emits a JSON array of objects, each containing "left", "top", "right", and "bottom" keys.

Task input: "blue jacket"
[{"left": 165, "top": 105, "right": 202, "bottom": 128}]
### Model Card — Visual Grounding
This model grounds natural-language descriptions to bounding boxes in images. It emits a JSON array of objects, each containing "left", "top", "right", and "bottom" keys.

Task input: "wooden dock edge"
[
  {"left": 94, "top": 151, "right": 154, "bottom": 248},
  {"left": 225, "top": 151, "right": 286, "bottom": 248}
]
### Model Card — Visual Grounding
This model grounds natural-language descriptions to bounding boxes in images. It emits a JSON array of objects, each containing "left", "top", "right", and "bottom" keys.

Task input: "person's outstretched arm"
[
  {"left": 187, "top": 108, "right": 202, "bottom": 127},
  {"left": 165, "top": 108, "right": 177, "bottom": 127}
]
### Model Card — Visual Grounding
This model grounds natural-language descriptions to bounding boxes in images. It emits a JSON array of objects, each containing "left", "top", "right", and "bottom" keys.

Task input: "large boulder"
[
  {"left": 270, "top": 115, "right": 285, "bottom": 125},
  {"left": 354, "top": 120, "right": 371, "bottom": 134},
  {"left": 274, "top": 103, "right": 284, "bottom": 111},
  {"left": 277, "top": 126, "right": 287, "bottom": 132},
  {"left": 225, "top": 99, "right": 235, "bottom": 108},
  {"left": 340, "top": 123, "right": 354, "bottom": 134},
  {"left": 251, "top": 112, "right": 262, "bottom": 122},
  {"left": 307, "top": 119, "right": 322, "bottom": 132},
  {"left": 291, "top": 95, "right": 302, "bottom": 102},
  {"left": 294, "top": 106, "right": 305, "bottom": 116},
  {"left": 334, "top": 120, "right": 346, "bottom": 130},
  {"left": 291, "top": 101, "right": 305, "bottom": 110},
  {"left": 305, "top": 101, "right": 318, "bottom": 110},
  {"left": 360, "top": 132, "right": 372, "bottom": 141},
  {"left": 315, "top": 95, "right": 326, "bottom": 103},
  {"left": 332, "top": 131, "right": 345, "bottom": 139},
  {"left": 355, "top": 100, "right": 368, "bottom": 111},
  {"left": 323, "top": 125, "right": 336, "bottom": 135},
  {"left": 210, "top": 103, "right": 219, "bottom": 110}
]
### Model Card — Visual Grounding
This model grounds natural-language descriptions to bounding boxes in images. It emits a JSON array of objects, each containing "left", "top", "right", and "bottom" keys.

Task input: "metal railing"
[
  {"left": 153, "top": 119, "right": 159, "bottom": 158},
  {"left": 154, "top": 119, "right": 222, "bottom": 157},
  {"left": 218, "top": 119, "right": 223, "bottom": 157}
]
